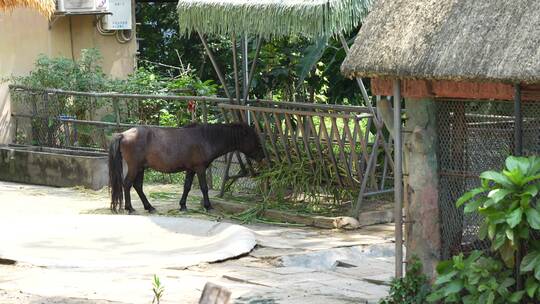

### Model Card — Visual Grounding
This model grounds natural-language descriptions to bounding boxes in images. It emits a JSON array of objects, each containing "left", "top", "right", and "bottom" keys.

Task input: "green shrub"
[
  {"left": 427, "top": 251, "right": 523, "bottom": 303},
  {"left": 9, "top": 50, "right": 220, "bottom": 148},
  {"left": 13, "top": 49, "right": 109, "bottom": 92},
  {"left": 379, "top": 256, "right": 430, "bottom": 304},
  {"left": 428, "top": 156, "right": 540, "bottom": 303}
]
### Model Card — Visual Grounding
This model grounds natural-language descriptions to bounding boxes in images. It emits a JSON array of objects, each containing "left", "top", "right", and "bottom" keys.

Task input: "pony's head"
[{"left": 238, "top": 124, "right": 265, "bottom": 162}]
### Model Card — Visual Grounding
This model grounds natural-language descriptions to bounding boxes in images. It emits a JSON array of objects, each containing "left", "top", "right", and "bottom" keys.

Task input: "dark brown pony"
[{"left": 108, "top": 123, "right": 264, "bottom": 213}]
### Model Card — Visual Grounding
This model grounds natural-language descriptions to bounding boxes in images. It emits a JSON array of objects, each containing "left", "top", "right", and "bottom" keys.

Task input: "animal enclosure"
[
  {"left": 437, "top": 99, "right": 540, "bottom": 259},
  {"left": 8, "top": 86, "right": 393, "bottom": 215}
]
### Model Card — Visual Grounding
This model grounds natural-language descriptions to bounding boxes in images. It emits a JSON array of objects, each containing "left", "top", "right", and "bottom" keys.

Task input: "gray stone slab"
[{"left": 279, "top": 244, "right": 395, "bottom": 271}]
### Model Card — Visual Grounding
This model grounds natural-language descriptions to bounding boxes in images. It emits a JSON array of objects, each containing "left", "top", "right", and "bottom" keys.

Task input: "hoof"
[
  {"left": 126, "top": 209, "right": 136, "bottom": 214},
  {"left": 147, "top": 208, "right": 157, "bottom": 214},
  {"left": 204, "top": 205, "right": 214, "bottom": 212},
  {"left": 179, "top": 206, "right": 188, "bottom": 212}
]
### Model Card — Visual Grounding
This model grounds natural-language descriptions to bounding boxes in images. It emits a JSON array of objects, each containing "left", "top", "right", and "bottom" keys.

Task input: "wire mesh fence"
[
  {"left": 10, "top": 87, "right": 224, "bottom": 149},
  {"left": 9, "top": 86, "right": 249, "bottom": 191},
  {"left": 437, "top": 99, "right": 540, "bottom": 259}
]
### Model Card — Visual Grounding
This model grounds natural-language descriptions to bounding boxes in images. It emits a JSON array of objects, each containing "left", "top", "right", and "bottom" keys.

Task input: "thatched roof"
[
  {"left": 0, "top": 0, "right": 55, "bottom": 17},
  {"left": 341, "top": 0, "right": 540, "bottom": 84},
  {"left": 176, "top": 0, "right": 373, "bottom": 38}
]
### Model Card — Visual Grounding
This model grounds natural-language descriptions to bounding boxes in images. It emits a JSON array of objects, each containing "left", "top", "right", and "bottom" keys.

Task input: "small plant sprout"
[{"left": 152, "top": 274, "right": 165, "bottom": 304}]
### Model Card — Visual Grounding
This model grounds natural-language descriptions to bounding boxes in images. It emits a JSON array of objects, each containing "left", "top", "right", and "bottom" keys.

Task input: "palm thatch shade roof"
[
  {"left": 176, "top": 0, "right": 373, "bottom": 38},
  {"left": 0, "top": 0, "right": 55, "bottom": 17},
  {"left": 341, "top": 0, "right": 540, "bottom": 84}
]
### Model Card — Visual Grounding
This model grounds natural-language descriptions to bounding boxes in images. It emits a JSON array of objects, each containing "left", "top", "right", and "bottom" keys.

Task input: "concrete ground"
[{"left": 0, "top": 181, "right": 395, "bottom": 304}]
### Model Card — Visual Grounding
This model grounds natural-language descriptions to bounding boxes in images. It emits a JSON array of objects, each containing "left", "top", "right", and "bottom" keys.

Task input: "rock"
[{"left": 333, "top": 217, "right": 360, "bottom": 230}]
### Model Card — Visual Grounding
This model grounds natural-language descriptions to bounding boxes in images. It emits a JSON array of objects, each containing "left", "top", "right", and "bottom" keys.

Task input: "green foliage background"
[{"left": 136, "top": 1, "right": 367, "bottom": 105}]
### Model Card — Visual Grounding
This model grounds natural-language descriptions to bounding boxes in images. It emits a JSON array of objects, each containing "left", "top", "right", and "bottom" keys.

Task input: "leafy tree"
[{"left": 135, "top": 1, "right": 366, "bottom": 104}]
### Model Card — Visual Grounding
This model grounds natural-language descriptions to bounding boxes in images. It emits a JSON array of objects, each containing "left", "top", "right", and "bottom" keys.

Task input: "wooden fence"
[{"left": 218, "top": 100, "right": 394, "bottom": 214}]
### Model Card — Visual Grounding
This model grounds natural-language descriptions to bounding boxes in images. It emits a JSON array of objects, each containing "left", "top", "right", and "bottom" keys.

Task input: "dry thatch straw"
[
  {"left": 177, "top": 0, "right": 374, "bottom": 39},
  {"left": 0, "top": 0, "right": 55, "bottom": 17},
  {"left": 341, "top": 0, "right": 540, "bottom": 84}
]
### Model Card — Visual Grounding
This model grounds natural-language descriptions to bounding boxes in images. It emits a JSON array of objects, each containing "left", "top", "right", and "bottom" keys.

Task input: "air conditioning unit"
[
  {"left": 102, "top": 0, "right": 132, "bottom": 30},
  {"left": 56, "top": 0, "right": 108, "bottom": 13}
]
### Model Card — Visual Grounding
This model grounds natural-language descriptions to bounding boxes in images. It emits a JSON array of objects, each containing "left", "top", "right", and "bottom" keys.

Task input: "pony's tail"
[{"left": 108, "top": 134, "right": 124, "bottom": 212}]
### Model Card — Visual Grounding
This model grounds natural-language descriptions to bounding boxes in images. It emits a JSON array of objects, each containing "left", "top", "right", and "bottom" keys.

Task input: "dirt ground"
[{"left": 0, "top": 181, "right": 395, "bottom": 304}]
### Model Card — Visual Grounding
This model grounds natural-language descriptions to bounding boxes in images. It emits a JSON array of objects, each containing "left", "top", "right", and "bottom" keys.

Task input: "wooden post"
[
  {"left": 43, "top": 92, "right": 55, "bottom": 146},
  {"left": 246, "top": 37, "right": 262, "bottom": 102},
  {"left": 241, "top": 34, "right": 249, "bottom": 104},
  {"left": 403, "top": 97, "right": 441, "bottom": 280},
  {"left": 197, "top": 31, "right": 234, "bottom": 102},
  {"left": 13, "top": 117, "right": 18, "bottom": 144},
  {"left": 354, "top": 132, "right": 380, "bottom": 216},
  {"left": 63, "top": 117, "right": 71, "bottom": 147},
  {"left": 198, "top": 282, "right": 231, "bottom": 304},
  {"left": 219, "top": 152, "right": 234, "bottom": 197},
  {"left": 231, "top": 35, "right": 241, "bottom": 105}
]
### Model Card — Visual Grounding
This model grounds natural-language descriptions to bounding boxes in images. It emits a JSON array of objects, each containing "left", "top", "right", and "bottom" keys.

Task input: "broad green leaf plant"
[
  {"left": 427, "top": 251, "right": 523, "bottom": 303},
  {"left": 429, "top": 156, "right": 540, "bottom": 302},
  {"left": 457, "top": 156, "right": 540, "bottom": 267}
]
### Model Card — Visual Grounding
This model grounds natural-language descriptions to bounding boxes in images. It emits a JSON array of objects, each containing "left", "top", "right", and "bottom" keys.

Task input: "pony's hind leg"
[
  {"left": 133, "top": 170, "right": 156, "bottom": 213},
  {"left": 196, "top": 169, "right": 213, "bottom": 211},
  {"left": 123, "top": 165, "right": 140, "bottom": 214},
  {"left": 123, "top": 177, "right": 136, "bottom": 214},
  {"left": 179, "top": 171, "right": 195, "bottom": 211}
]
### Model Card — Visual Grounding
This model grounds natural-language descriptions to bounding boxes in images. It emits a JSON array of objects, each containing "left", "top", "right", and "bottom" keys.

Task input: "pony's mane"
[
  {"left": 186, "top": 122, "right": 253, "bottom": 144},
  {"left": 183, "top": 122, "right": 200, "bottom": 128}
]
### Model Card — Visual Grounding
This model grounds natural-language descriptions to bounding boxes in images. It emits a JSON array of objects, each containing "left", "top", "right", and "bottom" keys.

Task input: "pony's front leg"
[
  {"left": 179, "top": 171, "right": 195, "bottom": 211},
  {"left": 196, "top": 169, "right": 213, "bottom": 211}
]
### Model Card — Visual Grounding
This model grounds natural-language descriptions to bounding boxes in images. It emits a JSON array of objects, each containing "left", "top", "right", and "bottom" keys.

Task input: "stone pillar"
[{"left": 403, "top": 97, "right": 441, "bottom": 279}]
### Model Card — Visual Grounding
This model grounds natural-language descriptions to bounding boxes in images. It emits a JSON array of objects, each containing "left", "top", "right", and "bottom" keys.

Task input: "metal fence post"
[
  {"left": 43, "top": 92, "right": 54, "bottom": 146},
  {"left": 514, "top": 83, "right": 523, "bottom": 290},
  {"left": 393, "top": 79, "right": 404, "bottom": 278},
  {"left": 113, "top": 97, "right": 121, "bottom": 131},
  {"left": 514, "top": 84, "right": 522, "bottom": 156},
  {"left": 202, "top": 101, "right": 213, "bottom": 189}
]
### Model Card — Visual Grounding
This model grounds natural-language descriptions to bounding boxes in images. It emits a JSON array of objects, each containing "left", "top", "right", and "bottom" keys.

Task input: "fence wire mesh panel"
[{"left": 437, "top": 99, "right": 540, "bottom": 259}]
